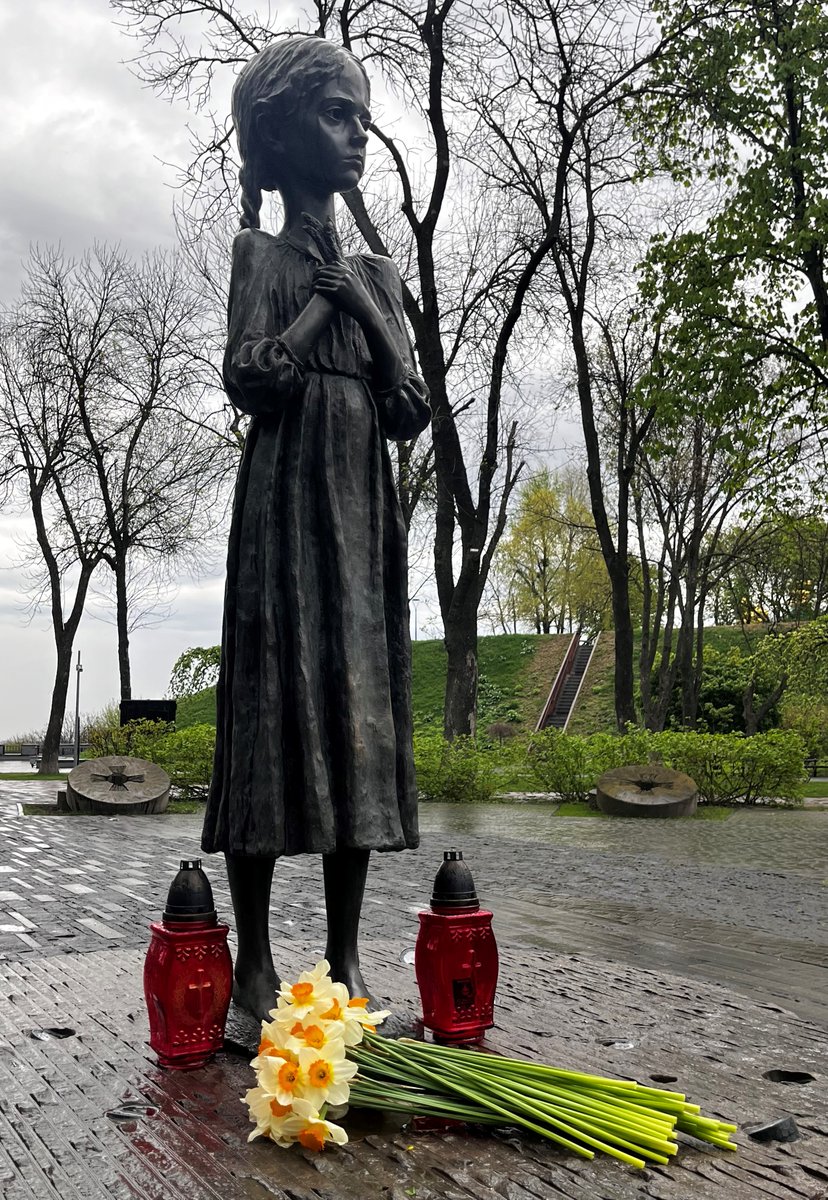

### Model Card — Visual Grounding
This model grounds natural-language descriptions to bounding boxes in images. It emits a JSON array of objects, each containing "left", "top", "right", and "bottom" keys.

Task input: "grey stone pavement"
[{"left": 1, "top": 780, "right": 827, "bottom": 1198}]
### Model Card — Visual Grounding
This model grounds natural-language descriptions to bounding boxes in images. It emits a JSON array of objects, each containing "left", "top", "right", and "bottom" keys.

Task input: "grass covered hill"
[
  {"left": 177, "top": 634, "right": 571, "bottom": 735},
  {"left": 175, "top": 626, "right": 785, "bottom": 737},
  {"left": 409, "top": 634, "right": 569, "bottom": 731},
  {"left": 567, "top": 624, "right": 778, "bottom": 734}
]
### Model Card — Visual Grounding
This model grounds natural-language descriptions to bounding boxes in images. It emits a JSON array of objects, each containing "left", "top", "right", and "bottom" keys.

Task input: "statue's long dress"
[{"left": 201, "top": 228, "right": 430, "bottom": 858}]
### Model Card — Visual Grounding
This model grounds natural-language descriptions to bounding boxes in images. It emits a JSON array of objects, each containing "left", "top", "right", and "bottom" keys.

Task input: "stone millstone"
[
  {"left": 596, "top": 764, "right": 698, "bottom": 818},
  {"left": 66, "top": 756, "right": 170, "bottom": 815}
]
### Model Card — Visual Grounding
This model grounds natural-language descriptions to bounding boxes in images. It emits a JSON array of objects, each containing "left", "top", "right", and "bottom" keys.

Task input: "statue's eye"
[{"left": 326, "top": 106, "right": 345, "bottom": 121}]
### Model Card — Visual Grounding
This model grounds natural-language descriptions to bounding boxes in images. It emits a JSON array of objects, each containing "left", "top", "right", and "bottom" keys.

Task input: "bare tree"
[
  {"left": 0, "top": 321, "right": 110, "bottom": 773},
  {"left": 16, "top": 246, "right": 232, "bottom": 701},
  {"left": 111, "top": 0, "right": 586, "bottom": 737},
  {"left": 0, "top": 245, "right": 233, "bottom": 770}
]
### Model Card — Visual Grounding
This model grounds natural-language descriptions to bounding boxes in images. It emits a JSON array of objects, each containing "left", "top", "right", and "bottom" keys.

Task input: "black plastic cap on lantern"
[
  {"left": 162, "top": 859, "right": 217, "bottom": 924},
  {"left": 431, "top": 849, "right": 480, "bottom": 912}
]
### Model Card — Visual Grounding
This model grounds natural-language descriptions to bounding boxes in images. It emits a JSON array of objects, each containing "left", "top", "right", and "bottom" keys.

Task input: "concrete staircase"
[{"left": 536, "top": 633, "right": 597, "bottom": 733}]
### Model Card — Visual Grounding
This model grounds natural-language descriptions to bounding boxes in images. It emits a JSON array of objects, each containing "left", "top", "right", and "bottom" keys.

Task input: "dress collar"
[{"left": 276, "top": 230, "right": 325, "bottom": 263}]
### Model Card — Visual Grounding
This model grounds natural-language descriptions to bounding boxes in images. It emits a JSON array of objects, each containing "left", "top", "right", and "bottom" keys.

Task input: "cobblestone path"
[{"left": 0, "top": 788, "right": 826, "bottom": 1198}]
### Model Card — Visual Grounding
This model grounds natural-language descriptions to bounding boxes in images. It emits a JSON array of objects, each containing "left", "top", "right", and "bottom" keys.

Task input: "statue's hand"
[
  {"left": 312, "top": 263, "right": 375, "bottom": 324},
  {"left": 302, "top": 213, "right": 345, "bottom": 265}
]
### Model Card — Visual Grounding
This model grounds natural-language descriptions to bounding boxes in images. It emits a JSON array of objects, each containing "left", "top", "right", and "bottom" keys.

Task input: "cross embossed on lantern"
[{"left": 187, "top": 969, "right": 214, "bottom": 1020}]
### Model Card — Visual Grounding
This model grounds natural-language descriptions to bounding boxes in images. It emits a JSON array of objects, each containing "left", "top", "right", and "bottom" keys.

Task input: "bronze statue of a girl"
[{"left": 201, "top": 36, "right": 430, "bottom": 1019}]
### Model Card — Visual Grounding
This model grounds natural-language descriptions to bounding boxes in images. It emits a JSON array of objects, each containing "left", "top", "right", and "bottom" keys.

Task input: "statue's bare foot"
[
  {"left": 232, "top": 966, "right": 281, "bottom": 1022},
  {"left": 328, "top": 957, "right": 376, "bottom": 1006}
]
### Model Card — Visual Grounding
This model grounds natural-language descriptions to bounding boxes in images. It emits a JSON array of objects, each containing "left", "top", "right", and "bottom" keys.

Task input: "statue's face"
[{"left": 277, "top": 59, "right": 371, "bottom": 198}]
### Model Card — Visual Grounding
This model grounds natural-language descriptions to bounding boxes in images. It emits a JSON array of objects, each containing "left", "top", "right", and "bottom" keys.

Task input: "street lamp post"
[
  {"left": 74, "top": 651, "right": 83, "bottom": 766},
  {"left": 411, "top": 599, "right": 419, "bottom": 641}
]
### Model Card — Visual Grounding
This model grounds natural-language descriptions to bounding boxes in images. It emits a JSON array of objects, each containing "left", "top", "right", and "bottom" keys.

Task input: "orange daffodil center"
[
  {"left": 243, "top": 959, "right": 390, "bottom": 1149},
  {"left": 298, "top": 1123, "right": 328, "bottom": 1152}
]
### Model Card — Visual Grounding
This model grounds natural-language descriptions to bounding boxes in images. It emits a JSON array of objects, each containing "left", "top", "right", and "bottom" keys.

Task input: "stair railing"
[
  {"left": 535, "top": 629, "right": 580, "bottom": 732},
  {"left": 562, "top": 633, "right": 600, "bottom": 733}
]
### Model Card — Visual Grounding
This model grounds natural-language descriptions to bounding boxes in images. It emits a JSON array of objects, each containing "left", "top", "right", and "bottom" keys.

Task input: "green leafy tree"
[
  {"left": 168, "top": 646, "right": 221, "bottom": 698},
  {"left": 740, "top": 616, "right": 828, "bottom": 734},
  {"left": 494, "top": 469, "right": 612, "bottom": 637},
  {"left": 637, "top": 0, "right": 828, "bottom": 393},
  {"left": 711, "top": 512, "right": 828, "bottom": 626}
]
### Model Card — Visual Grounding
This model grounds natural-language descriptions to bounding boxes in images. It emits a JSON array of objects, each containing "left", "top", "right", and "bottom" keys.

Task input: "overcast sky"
[
  {"left": 0, "top": 0, "right": 579, "bottom": 741},
  {"left": 0, "top": 0, "right": 462, "bottom": 738},
  {"left": 0, "top": 0, "right": 229, "bottom": 738}
]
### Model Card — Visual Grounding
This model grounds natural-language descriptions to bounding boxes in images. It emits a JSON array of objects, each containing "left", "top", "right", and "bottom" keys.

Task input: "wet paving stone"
[{"left": 0, "top": 781, "right": 825, "bottom": 1197}]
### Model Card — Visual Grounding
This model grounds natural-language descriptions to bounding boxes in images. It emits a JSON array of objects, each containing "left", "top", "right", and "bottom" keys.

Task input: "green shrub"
[
  {"left": 149, "top": 725, "right": 216, "bottom": 800},
  {"left": 87, "top": 718, "right": 172, "bottom": 759},
  {"left": 526, "top": 729, "right": 594, "bottom": 804},
  {"left": 660, "top": 647, "right": 783, "bottom": 734},
  {"left": 655, "top": 728, "right": 806, "bottom": 806},
  {"left": 526, "top": 727, "right": 806, "bottom": 807},
  {"left": 415, "top": 731, "right": 498, "bottom": 803},
  {"left": 780, "top": 698, "right": 828, "bottom": 763},
  {"left": 87, "top": 719, "right": 215, "bottom": 801}
]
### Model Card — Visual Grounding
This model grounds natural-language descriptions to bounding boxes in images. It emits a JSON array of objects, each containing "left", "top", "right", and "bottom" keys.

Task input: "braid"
[{"left": 238, "top": 161, "right": 263, "bottom": 231}]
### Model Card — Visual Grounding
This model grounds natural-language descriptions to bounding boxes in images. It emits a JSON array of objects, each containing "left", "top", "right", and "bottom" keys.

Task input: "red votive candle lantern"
[
  {"left": 144, "top": 858, "right": 232, "bottom": 1070},
  {"left": 415, "top": 849, "right": 499, "bottom": 1043}
]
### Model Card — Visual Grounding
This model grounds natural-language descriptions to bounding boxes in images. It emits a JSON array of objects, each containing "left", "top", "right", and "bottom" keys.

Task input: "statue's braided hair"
[{"left": 232, "top": 35, "right": 369, "bottom": 231}]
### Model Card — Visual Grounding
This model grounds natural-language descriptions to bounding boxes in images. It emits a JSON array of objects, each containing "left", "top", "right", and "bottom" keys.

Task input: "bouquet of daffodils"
[
  {"left": 245, "top": 961, "right": 737, "bottom": 1167},
  {"left": 244, "top": 960, "right": 391, "bottom": 1151}
]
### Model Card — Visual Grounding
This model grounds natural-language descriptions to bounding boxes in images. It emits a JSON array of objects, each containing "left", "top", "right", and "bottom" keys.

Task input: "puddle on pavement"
[
  {"left": 106, "top": 1101, "right": 159, "bottom": 1122},
  {"left": 419, "top": 802, "right": 828, "bottom": 876}
]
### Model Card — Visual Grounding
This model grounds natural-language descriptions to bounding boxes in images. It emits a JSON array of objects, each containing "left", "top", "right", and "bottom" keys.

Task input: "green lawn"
[
  {"left": 172, "top": 624, "right": 807, "bottom": 740},
  {"left": 411, "top": 633, "right": 569, "bottom": 732},
  {"left": 0, "top": 772, "right": 65, "bottom": 781},
  {"left": 176, "top": 634, "right": 571, "bottom": 735},
  {"left": 177, "top": 687, "right": 217, "bottom": 728},
  {"left": 803, "top": 780, "right": 828, "bottom": 798},
  {"left": 22, "top": 798, "right": 204, "bottom": 816}
]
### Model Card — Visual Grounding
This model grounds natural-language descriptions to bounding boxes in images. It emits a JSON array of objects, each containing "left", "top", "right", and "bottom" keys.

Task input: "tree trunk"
[
  {"left": 743, "top": 672, "right": 788, "bottom": 735},
  {"left": 443, "top": 608, "right": 479, "bottom": 741},
  {"left": 115, "top": 558, "right": 132, "bottom": 701},
  {"left": 40, "top": 638, "right": 76, "bottom": 775},
  {"left": 609, "top": 565, "right": 637, "bottom": 730}
]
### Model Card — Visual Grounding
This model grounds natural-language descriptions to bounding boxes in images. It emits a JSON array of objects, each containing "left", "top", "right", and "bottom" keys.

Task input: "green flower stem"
[
  {"left": 349, "top": 1084, "right": 500, "bottom": 1124},
  {"left": 361, "top": 1034, "right": 597, "bottom": 1160},
  {"left": 496, "top": 1086, "right": 678, "bottom": 1154},
  {"left": 354, "top": 1033, "right": 738, "bottom": 1160},
  {"left": 428, "top": 1058, "right": 659, "bottom": 1168},
  {"left": 400, "top": 1050, "right": 650, "bottom": 1167},
  {"left": 391, "top": 1037, "right": 649, "bottom": 1094},
  {"left": 393, "top": 1044, "right": 678, "bottom": 1145},
  {"left": 498, "top": 1076, "right": 677, "bottom": 1133},
  {"left": 394, "top": 1038, "right": 681, "bottom": 1100},
  {"left": 364, "top": 1039, "right": 678, "bottom": 1163}
]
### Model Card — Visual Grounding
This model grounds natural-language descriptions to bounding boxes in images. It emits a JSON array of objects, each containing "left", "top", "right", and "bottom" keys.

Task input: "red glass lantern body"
[
  {"left": 415, "top": 907, "right": 499, "bottom": 1043},
  {"left": 144, "top": 917, "right": 232, "bottom": 1069}
]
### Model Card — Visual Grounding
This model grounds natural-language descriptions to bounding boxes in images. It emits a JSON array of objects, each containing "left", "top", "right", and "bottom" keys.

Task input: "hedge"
[{"left": 526, "top": 727, "right": 806, "bottom": 806}]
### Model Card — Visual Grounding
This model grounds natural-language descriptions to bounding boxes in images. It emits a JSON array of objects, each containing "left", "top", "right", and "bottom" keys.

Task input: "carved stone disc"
[
  {"left": 66, "top": 755, "right": 171, "bottom": 815},
  {"left": 595, "top": 764, "right": 698, "bottom": 818}
]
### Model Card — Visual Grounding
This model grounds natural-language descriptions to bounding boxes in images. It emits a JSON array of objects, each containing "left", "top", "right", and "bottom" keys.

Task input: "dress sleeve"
[
  {"left": 222, "top": 230, "right": 305, "bottom": 416},
  {"left": 367, "top": 257, "right": 432, "bottom": 441}
]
